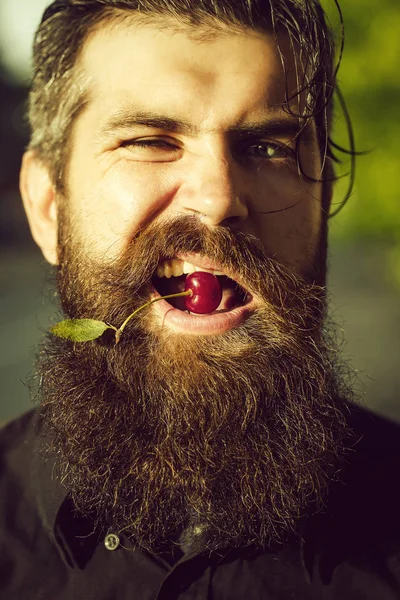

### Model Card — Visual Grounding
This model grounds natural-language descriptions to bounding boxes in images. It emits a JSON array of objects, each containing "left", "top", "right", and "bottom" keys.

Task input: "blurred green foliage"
[{"left": 322, "top": 0, "right": 400, "bottom": 285}]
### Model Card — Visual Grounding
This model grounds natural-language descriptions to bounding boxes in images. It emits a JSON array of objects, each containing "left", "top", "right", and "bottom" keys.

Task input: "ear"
[{"left": 20, "top": 151, "right": 59, "bottom": 265}]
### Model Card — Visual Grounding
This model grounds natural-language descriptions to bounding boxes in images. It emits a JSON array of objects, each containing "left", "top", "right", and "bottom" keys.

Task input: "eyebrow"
[{"left": 99, "top": 108, "right": 310, "bottom": 141}]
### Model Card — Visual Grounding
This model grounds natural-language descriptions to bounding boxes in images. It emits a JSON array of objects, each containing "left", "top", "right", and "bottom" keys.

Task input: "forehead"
[{"left": 76, "top": 17, "right": 307, "bottom": 129}]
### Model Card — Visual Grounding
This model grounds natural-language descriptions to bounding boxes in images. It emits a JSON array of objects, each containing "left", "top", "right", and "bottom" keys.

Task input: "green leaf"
[{"left": 50, "top": 319, "right": 113, "bottom": 342}]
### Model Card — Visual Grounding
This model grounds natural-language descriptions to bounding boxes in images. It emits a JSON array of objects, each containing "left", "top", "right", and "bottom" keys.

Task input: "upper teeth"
[{"left": 156, "top": 259, "right": 224, "bottom": 279}]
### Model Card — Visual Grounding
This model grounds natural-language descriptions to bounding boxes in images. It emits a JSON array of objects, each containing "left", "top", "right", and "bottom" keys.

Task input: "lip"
[{"left": 151, "top": 286, "right": 256, "bottom": 335}]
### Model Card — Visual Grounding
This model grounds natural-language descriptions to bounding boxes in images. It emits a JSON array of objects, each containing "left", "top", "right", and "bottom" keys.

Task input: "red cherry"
[{"left": 184, "top": 272, "right": 223, "bottom": 314}]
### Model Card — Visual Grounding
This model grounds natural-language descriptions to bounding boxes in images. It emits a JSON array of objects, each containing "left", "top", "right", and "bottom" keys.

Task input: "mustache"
[
  {"left": 57, "top": 213, "right": 326, "bottom": 330},
  {"left": 113, "top": 214, "right": 291, "bottom": 293},
  {"left": 119, "top": 215, "right": 266, "bottom": 290}
]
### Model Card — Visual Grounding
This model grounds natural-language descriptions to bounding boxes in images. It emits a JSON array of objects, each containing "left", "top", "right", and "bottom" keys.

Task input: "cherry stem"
[{"left": 115, "top": 290, "right": 193, "bottom": 344}]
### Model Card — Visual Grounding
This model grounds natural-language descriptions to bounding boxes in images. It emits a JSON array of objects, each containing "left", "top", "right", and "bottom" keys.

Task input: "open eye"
[{"left": 245, "top": 141, "right": 295, "bottom": 161}]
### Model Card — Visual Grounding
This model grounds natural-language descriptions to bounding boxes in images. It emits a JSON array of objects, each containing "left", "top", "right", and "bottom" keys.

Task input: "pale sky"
[{"left": 0, "top": 0, "right": 50, "bottom": 83}]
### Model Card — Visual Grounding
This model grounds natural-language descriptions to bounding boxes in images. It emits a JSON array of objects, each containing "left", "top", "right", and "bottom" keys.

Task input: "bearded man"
[{"left": 1, "top": 0, "right": 400, "bottom": 598}]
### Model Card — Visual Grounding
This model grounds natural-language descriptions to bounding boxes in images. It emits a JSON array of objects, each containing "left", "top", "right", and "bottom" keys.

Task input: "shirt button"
[{"left": 104, "top": 533, "right": 120, "bottom": 551}]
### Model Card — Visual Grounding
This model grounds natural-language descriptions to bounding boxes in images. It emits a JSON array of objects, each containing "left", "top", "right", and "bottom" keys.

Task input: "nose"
[{"left": 178, "top": 151, "right": 249, "bottom": 227}]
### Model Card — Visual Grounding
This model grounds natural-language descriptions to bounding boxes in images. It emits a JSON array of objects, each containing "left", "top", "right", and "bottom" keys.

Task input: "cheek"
[
  {"left": 254, "top": 178, "right": 322, "bottom": 276},
  {"left": 67, "top": 161, "right": 176, "bottom": 259},
  {"left": 254, "top": 143, "right": 323, "bottom": 274}
]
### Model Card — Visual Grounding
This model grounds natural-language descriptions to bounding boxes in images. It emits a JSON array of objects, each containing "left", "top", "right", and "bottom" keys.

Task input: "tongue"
[{"left": 218, "top": 277, "right": 243, "bottom": 311}]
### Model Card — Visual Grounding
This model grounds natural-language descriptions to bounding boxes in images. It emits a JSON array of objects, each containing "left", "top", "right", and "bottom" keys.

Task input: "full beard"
[{"left": 36, "top": 213, "right": 354, "bottom": 553}]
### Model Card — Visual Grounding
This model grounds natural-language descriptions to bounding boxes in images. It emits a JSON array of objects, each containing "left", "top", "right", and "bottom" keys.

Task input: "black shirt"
[{"left": 1, "top": 405, "right": 400, "bottom": 599}]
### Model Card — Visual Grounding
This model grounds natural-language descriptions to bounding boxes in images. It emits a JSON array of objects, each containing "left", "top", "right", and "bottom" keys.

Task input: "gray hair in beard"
[{"left": 36, "top": 213, "right": 354, "bottom": 553}]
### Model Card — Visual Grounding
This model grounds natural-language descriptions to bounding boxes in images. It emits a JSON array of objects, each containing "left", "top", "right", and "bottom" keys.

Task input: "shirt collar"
[{"left": 32, "top": 410, "right": 102, "bottom": 569}]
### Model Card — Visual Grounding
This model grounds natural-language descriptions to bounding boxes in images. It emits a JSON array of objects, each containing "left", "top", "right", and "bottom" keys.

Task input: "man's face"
[
  {"left": 64, "top": 19, "right": 324, "bottom": 318},
  {"left": 23, "top": 17, "right": 351, "bottom": 553}
]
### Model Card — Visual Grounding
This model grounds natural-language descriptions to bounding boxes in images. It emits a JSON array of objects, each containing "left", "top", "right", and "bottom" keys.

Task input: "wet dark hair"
[{"left": 28, "top": 0, "right": 355, "bottom": 215}]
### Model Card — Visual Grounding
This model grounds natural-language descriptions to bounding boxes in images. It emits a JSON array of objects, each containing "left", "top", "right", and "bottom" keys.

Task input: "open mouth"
[{"left": 151, "top": 258, "right": 250, "bottom": 313}]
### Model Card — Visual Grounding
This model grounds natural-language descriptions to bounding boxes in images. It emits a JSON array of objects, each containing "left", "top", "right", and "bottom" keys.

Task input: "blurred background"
[{"left": 0, "top": 0, "right": 399, "bottom": 422}]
